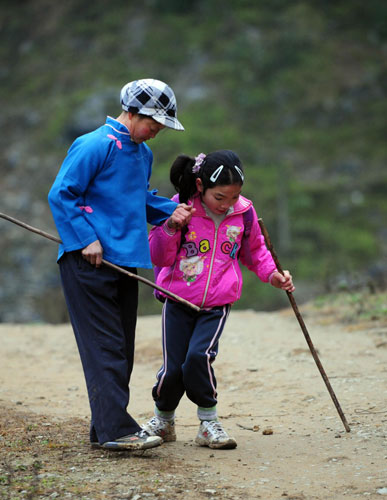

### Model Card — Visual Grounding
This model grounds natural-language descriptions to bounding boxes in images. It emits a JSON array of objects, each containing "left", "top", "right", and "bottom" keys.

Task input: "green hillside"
[{"left": 0, "top": 0, "right": 386, "bottom": 321}]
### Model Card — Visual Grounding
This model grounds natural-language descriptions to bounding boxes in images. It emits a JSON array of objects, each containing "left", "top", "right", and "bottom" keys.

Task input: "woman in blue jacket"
[{"left": 48, "top": 79, "right": 193, "bottom": 451}]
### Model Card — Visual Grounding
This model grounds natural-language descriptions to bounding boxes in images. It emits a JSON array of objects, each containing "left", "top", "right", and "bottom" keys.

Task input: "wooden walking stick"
[
  {"left": 0, "top": 212, "right": 200, "bottom": 312},
  {"left": 258, "top": 218, "right": 351, "bottom": 433}
]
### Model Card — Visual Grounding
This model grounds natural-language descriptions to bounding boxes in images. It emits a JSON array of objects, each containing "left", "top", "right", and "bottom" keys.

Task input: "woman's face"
[
  {"left": 196, "top": 179, "right": 241, "bottom": 215},
  {"left": 128, "top": 114, "right": 165, "bottom": 143}
]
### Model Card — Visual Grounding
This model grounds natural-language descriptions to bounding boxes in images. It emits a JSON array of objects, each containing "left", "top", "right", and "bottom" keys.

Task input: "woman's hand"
[
  {"left": 81, "top": 240, "right": 103, "bottom": 267},
  {"left": 167, "top": 204, "right": 196, "bottom": 230},
  {"left": 270, "top": 270, "right": 295, "bottom": 292}
]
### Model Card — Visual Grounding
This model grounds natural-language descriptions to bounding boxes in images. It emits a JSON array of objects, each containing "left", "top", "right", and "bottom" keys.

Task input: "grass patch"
[{"left": 307, "top": 290, "right": 387, "bottom": 325}]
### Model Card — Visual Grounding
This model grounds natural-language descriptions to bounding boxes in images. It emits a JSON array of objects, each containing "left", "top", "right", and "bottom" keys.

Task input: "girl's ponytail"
[{"left": 170, "top": 155, "right": 197, "bottom": 204}]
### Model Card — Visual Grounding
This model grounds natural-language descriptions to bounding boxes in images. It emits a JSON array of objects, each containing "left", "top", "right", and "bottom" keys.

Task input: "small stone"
[{"left": 262, "top": 428, "right": 273, "bottom": 435}]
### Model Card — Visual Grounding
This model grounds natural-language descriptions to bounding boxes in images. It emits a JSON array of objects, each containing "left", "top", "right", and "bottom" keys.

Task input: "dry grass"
[{"left": 0, "top": 409, "right": 201, "bottom": 500}]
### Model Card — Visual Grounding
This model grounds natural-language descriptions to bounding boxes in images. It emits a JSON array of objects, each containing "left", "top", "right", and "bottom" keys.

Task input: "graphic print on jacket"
[
  {"left": 179, "top": 223, "right": 242, "bottom": 286},
  {"left": 179, "top": 254, "right": 205, "bottom": 284}
]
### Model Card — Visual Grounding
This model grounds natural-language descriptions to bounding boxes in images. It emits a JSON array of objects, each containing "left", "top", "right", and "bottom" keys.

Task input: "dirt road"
[{"left": 0, "top": 306, "right": 386, "bottom": 499}]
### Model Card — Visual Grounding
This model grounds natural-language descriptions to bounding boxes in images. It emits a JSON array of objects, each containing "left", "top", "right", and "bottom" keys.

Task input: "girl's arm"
[
  {"left": 149, "top": 202, "right": 194, "bottom": 267},
  {"left": 239, "top": 206, "right": 277, "bottom": 282},
  {"left": 149, "top": 222, "right": 182, "bottom": 267},
  {"left": 240, "top": 207, "right": 295, "bottom": 291}
]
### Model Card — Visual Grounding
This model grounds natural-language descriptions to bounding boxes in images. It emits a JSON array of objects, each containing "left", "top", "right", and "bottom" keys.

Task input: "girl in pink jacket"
[{"left": 143, "top": 150, "right": 295, "bottom": 449}]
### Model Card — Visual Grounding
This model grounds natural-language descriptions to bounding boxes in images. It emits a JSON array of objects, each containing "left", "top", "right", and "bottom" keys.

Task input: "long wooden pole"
[
  {"left": 258, "top": 218, "right": 351, "bottom": 433},
  {"left": 0, "top": 212, "right": 200, "bottom": 313}
]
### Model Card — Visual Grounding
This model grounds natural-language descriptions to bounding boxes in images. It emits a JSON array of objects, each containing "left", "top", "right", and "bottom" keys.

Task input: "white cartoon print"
[
  {"left": 179, "top": 256, "right": 204, "bottom": 285},
  {"left": 226, "top": 225, "right": 241, "bottom": 243}
]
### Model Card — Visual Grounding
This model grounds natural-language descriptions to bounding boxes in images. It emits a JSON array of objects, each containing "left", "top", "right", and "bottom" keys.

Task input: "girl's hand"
[
  {"left": 82, "top": 239, "right": 103, "bottom": 267},
  {"left": 271, "top": 270, "right": 295, "bottom": 292},
  {"left": 167, "top": 204, "right": 196, "bottom": 229}
]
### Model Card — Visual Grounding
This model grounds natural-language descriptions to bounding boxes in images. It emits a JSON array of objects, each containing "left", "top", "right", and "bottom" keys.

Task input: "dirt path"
[{"left": 0, "top": 307, "right": 386, "bottom": 499}]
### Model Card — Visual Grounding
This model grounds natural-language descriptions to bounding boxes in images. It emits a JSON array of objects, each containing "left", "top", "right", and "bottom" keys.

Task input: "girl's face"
[{"left": 196, "top": 179, "right": 241, "bottom": 215}]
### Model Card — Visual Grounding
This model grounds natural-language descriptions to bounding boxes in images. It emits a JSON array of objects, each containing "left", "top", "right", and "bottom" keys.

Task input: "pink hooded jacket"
[{"left": 149, "top": 193, "right": 277, "bottom": 309}]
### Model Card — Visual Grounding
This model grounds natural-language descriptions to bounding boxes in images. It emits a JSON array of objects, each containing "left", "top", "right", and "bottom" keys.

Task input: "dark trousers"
[
  {"left": 152, "top": 299, "right": 231, "bottom": 411},
  {"left": 59, "top": 251, "right": 141, "bottom": 444}
]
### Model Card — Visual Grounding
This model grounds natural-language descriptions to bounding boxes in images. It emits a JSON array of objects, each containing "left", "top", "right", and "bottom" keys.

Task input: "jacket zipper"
[
  {"left": 200, "top": 219, "right": 218, "bottom": 308},
  {"left": 200, "top": 207, "right": 246, "bottom": 308}
]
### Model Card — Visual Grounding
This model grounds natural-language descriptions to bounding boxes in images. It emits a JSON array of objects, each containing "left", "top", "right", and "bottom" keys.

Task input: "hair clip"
[
  {"left": 192, "top": 153, "right": 206, "bottom": 173},
  {"left": 234, "top": 165, "right": 244, "bottom": 181},
  {"left": 210, "top": 165, "right": 224, "bottom": 182}
]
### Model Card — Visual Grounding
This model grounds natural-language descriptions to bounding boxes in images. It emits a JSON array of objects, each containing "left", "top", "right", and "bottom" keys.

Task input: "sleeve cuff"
[{"left": 162, "top": 221, "right": 178, "bottom": 236}]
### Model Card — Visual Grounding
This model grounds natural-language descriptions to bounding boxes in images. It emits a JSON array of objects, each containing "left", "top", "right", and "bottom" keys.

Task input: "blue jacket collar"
[{"left": 105, "top": 116, "right": 131, "bottom": 137}]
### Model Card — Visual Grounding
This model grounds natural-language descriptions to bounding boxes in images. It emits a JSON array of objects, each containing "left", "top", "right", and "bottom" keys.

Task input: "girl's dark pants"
[
  {"left": 153, "top": 299, "right": 231, "bottom": 412},
  {"left": 59, "top": 251, "right": 141, "bottom": 445}
]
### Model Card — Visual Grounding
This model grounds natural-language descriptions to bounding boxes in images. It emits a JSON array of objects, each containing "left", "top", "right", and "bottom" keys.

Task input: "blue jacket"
[{"left": 48, "top": 116, "right": 177, "bottom": 268}]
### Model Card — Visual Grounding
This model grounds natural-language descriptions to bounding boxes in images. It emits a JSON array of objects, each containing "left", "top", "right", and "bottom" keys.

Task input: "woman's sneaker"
[
  {"left": 195, "top": 420, "right": 237, "bottom": 449},
  {"left": 141, "top": 416, "right": 176, "bottom": 442},
  {"left": 101, "top": 429, "right": 162, "bottom": 450}
]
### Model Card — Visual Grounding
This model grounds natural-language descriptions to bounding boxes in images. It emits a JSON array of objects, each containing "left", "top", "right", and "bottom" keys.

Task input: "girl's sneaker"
[
  {"left": 141, "top": 416, "right": 177, "bottom": 442},
  {"left": 195, "top": 420, "right": 237, "bottom": 449}
]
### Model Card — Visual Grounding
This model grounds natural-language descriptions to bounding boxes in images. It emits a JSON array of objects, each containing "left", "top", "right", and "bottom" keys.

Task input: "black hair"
[{"left": 170, "top": 150, "right": 244, "bottom": 204}]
